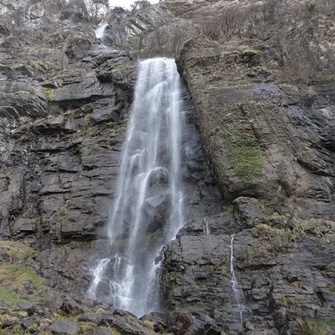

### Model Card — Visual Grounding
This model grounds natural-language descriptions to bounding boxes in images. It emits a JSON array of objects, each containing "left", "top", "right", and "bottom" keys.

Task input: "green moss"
[
  {"left": 245, "top": 246, "right": 257, "bottom": 265},
  {"left": 297, "top": 318, "right": 335, "bottom": 335},
  {"left": 327, "top": 284, "right": 335, "bottom": 292},
  {"left": 226, "top": 205, "right": 234, "bottom": 216},
  {"left": 0, "top": 288, "right": 21, "bottom": 305},
  {"left": 0, "top": 241, "right": 36, "bottom": 260},
  {"left": 110, "top": 328, "right": 122, "bottom": 335},
  {"left": 0, "top": 326, "right": 28, "bottom": 335},
  {"left": 143, "top": 320, "right": 154, "bottom": 329},
  {"left": 43, "top": 87, "right": 54, "bottom": 101},
  {"left": 280, "top": 296, "right": 288, "bottom": 307},
  {"left": 138, "top": 35, "right": 144, "bottom": 51},
  {"left": 225, "top": 135, "right": 262, "bottom": 181},
  {"left": 35, "top": 216, "right": 43, "bottom": 237},
  {"left": 305, "top": 3, "right": 316, "bottom": 13},
  {"left": 78, "top": 321, "right": 94, "bottom": 333},
  {"left": 0, "top": 264, "right": 45, "bottom": 293},
  {"left": 287, "top": 297, "right": 298, "bottom": 306}
]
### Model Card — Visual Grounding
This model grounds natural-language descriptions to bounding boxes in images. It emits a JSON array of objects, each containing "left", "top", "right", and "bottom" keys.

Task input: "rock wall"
[
  {"left": 162, "top": 36, "right": 335, "bottom": 334},
  {"left": 0, "top": 1, "right": 223, "bottom": 333},
  {"left": 1, "top": 1, "right": 335, "bottom": 335}
]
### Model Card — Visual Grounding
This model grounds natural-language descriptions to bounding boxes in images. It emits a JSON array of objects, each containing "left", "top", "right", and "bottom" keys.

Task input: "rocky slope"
[{"left": 0, "top": 0, "right": 335, "bottom": 334}]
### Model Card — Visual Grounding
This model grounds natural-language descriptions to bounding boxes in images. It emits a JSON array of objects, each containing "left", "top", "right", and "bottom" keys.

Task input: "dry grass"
[{"left": 197, "top": 0, "right": 335, "bottom": 84}]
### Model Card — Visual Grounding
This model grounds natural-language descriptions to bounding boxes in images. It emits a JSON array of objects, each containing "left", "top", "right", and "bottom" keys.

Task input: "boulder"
[{"left": 48, "top": 320, "right": 80, "bottom": 335}]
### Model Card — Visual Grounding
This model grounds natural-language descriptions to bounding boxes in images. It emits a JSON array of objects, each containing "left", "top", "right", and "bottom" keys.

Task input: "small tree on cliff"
[
  {"left": 85, "top": 0, "right": 109, "bottom": 22},
  {"left": 131, "top": 1, "right": 151, "bottom": 11}
]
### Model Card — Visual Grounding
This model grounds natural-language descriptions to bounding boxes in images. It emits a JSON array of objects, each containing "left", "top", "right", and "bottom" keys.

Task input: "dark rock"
[
  {"left": 79, "top": 313, "right": 103, "bottom": 324},
  {"left": 16, "top": 301, "right": 32, "bottom": 310},
  {"left": 168, "top": 311, "right": 195, "bottom": 335},
  {"left": 43, "top": 292, "right": 64, "bottom": 312},
  {"left": 27, "top": 304, "right": 47, "bottom": 317},
  {"left": 0, "top": 91, "right": 47, "bottom": 118},
  {"left": 21, "top": 319, "right": 35, "bottom": 329},
  {"left": 61, "top": 297, "right": 85, "bottom": 316},
  {"left": 19, "top": 48, "right": 68, "bottom": 70},
  {"left": 0, "top": 2, "right": 334, "bottom": 335},
  {"left": 99, "top": 309, "right": 156, "bottom": 335},
  {"left": 48, "top": 320, "right": 80, "bottom": 335},
  {"left": 92, "top": 328, "right": 111, "bottom": 335},
  {"left": 141, "top": 312, "right": 167, "bottom": 332},
  {"left": 90, "top": 97, "right": 121, "bottom": 125}
]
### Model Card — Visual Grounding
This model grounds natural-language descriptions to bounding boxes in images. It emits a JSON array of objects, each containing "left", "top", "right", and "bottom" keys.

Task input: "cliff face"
[
  {"left": 1, "top": 0, "right": 335, "bottom": 334},
  {"left": 0, "top": 2, "right": 151, "bottom": 333},
  {"left": 163, "top": 35, "right": 335, "bottom": 334}
]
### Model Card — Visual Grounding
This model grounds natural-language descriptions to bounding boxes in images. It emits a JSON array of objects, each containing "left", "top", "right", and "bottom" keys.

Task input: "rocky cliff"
[{"left": 0, "top": 0, "right": 335, "bottom": 334}]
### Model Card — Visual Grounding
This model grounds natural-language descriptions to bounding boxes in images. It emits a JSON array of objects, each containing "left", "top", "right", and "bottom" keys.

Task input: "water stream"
[
  {"left": 229, "top": 235, "right": 247, "bottom": 325},
  {"left": 203, "top": 217, "right": 211, "bottom": 235},
  {"left": 88, "top": 58, "right": 184, "bottom": 317},
  {"left": 95, "top": 23, "right": 108, "bottom": 39}
]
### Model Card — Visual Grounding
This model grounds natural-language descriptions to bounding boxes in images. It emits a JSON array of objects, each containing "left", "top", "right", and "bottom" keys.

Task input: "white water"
[
  {"left": 95, "top": 23, "right": 108, "bottom": 39},
  {"left": 87, "top": 258, "right": 110, "bottom": 299},
  {"left": 88, "top": 58, "right": 184, "bottom": 317},
  {"left": 203, "top": 218, "right": 211, "bottom": 235},
  {"left": 230, "top": 235, "right": 246, "bottom": 324}
]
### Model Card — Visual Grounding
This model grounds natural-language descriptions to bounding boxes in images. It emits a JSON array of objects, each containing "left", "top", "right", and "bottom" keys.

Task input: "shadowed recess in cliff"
[{"left": 88, "top": 58, "right": 185, "bottom": 317}]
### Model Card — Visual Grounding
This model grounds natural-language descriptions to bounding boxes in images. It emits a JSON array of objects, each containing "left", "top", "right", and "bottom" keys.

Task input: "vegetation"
[
  {"left": 143, "top": 320, "right": 154, "bottom": 329},
  {"left": 110, "top": 328, "right": 122, "bottom": 335},
  {"left": 0, "top": 241, "right": 36, "bottom": 261},
  {"left": 0, "top": 288, "right": 21, "bottom": 305},
  {"left": 297, "top": 318, "right": 335, "bottom": 335},
  {"left": 0, "top": 326, "right": 28, "bottom": 335},
  {"left": 43, "top": 87, "right": 54, "bottom": 101},
  {"left": 198, "top": 0, "right": 335, "bottom": 83},
  {"left": 0, "top": 264, "right": 45, "bottom": 296},
  {"left": 225, "top": 135, "right": 262, "bottom": 181},
  {"left": 131, "top": 1, "right": 151, "bottom": 11}
]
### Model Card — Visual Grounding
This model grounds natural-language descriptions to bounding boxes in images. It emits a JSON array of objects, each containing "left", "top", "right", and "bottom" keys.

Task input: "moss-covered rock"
[
  {"left": 0, "top": 241, "right": 36, "bottom": 261},
  {"left": 225, "top": 134, "right": 262, "bottom": 181},
  {"left": 43, "top": 87, "right": 54, "bottom": 101}
]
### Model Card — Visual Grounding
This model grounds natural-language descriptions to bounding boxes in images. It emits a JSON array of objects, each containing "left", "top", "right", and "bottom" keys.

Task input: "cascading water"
[
  {"left": 203, "top": 218, "right": 211, "bottom": 235},
  {"left": 88, "top": 58, "right": 184, "bottom": 317},
  {"left": 95, "top": 23, "right": 108, "bottom": 39},
  {"left": 229, "top": 235, "right": 247, "bottom": 324}
]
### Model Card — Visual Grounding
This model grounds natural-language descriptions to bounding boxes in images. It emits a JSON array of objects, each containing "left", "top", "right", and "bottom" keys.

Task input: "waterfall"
[
  {"left": 229, "top": 235, "right": 246, "bottom": 325},
  {"left": 203, "top": 218, "right": 211, "bottom": 235},
  {"left": 88, "top": 58, "right": 184, "bottom": 317},
  {"left": 95, "top": 23, "right": 108, "bottom": 39},
  {"left": 87, "top": 258, "right": 110, "bottom": 300}
]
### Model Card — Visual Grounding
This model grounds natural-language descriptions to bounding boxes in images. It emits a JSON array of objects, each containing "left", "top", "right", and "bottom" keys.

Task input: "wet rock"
[{"left": 48, "top": 320, "right": 80, "bottom": 335}]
